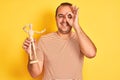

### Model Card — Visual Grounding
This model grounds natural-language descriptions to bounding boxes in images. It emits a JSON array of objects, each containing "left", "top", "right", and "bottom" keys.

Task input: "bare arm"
[
  {"left": 23, "top": 38, "right": 43, "bottom": 78},
  {"left": 66, "top": 6, "right": 97, "bottom": 58},
  {"left": 74, "top": 25, "right": 97, "bottom": 58},
  {"left": 28, "top": 56, "right": 43, "bottom": 78}
]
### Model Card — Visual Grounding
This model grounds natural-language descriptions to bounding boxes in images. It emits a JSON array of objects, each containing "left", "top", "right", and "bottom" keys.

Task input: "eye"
[
  {"left": 67, "top": 14, "right": 72, "bottom": 19},
  {"left": 58, "top": 14, "right": 64, "bottom": 18}
]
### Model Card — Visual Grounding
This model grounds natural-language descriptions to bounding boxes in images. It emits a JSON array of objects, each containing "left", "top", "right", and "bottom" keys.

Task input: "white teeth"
[{"left": 63, "top": 23, "right": 67, "bottom": 26}]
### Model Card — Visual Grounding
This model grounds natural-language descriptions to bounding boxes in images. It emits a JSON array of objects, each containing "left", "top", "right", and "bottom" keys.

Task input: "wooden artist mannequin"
[{"left": 23, "top": 24, "right": 46, "bottom": 64}]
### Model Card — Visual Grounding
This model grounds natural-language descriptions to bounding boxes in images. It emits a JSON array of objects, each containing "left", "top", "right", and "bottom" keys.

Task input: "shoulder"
[
  {"left": 41, "top": 32, "right": 56, "bottom": 39},
  {"left": 38, "top": 32, "right": 57, "bottom": 42}
]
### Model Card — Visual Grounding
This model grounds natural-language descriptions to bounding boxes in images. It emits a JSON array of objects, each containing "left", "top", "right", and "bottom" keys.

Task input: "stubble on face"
[{"left": 58, "top": 21, "right": 72, "bottom": 34}]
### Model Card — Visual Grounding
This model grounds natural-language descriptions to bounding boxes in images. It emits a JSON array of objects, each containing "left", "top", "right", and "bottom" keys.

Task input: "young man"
[{"left": 23, "top": 2, "right": 97, "bottom": 80}]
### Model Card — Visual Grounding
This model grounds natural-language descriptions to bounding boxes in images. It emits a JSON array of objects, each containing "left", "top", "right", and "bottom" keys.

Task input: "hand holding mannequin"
[{"left": 23, "top": 24, "right": 46, "bottom": 64}]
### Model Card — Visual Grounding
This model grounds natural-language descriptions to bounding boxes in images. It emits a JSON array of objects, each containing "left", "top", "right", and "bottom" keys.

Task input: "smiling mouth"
[
  {"left": 61, "top": 22, "right": 70, "bottom": 27},
  {"left": 63, "top": 23, "right": 68, "bottom": 27}
]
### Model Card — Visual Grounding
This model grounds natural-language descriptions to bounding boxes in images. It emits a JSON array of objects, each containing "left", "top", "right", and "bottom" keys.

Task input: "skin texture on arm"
[
  {"left": 28, "top": 56, "right": 43, "bottom": 78},
  {"left": 28, "top": 60, "right": 41, "bottom": 78},
  {"left": 74, "top": 25, "right": 97, "bottom": 58},
  {"left": 66, "top": 6, "right": 97, "bottom": 58},
  {"left": 23, "top": 38, "right": 44, "bottom": 78}
]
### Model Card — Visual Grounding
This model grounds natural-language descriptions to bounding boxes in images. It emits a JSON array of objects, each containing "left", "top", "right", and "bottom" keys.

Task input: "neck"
[{"left": 57, "top": 31, "right": 72, "bottom": 39}]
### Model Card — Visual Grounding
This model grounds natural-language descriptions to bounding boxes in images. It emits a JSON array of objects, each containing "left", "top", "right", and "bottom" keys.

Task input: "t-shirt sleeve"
[{"left": 36, "top": 38, "right": 44, "bottom": 63}]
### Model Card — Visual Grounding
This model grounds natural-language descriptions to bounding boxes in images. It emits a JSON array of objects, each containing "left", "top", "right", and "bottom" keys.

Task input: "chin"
[
  {"left": 57, "top": 25, "right": 72, "bottom": 34},
  {"left": 59, "top": 29, "right": 71, "bottom": 34}
]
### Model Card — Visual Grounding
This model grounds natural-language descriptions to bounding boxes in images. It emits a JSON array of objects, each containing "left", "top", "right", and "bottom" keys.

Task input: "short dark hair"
[{"left": 55, "top": 2, "right": 72, "bottom": 16}]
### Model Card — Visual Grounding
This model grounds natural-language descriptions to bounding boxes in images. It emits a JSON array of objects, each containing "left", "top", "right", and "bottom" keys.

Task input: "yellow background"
[{"left": 0, "top": 0, "right": 120, "bottom": 80}]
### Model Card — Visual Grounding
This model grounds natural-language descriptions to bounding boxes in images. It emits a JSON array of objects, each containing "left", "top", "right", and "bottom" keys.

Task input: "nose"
[{"left": 62, "top": 16, "right": 67, "bottom": 22}]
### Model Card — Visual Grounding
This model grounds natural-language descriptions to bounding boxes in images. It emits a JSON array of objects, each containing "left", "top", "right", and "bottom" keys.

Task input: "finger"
[
  {"left": 26, "top": 37, "right": 31, "bottom": 41},
  {"left": 71, "top": 6, "right": 75, "bottom": 13},
  {"left": 66, "top": 13, "right": 71, "bottom": 22},
  {"left": 25, "top": 39, "right": 31, "bottom": 44},
  {"left": 23, "top": 42, "right": 30, "bottom": 47},
  {"left": 22, "top": 44, "right": 29, "bottom": 51},
  {"left": 72, "top": 5, "right": 79, "bottom": 14},
  {"left": 74, "top": 6, "right": 78, "bottom": 14},
  {"left": 23, "top": 39, "right": 31, "bottom": 48},
  {"left": 76, "top": 7, "right": 79, "bottom": 12},
  {"left": 74, "top": 6, "right": 77, "bottom": 10},
  {"left": 22, "top": 45, "right": 30, "bottom": 54},
  {"left": 74, "top": 5, "right": 78, "bottom": 10},
  {"left": 76, "top": 8, "right": 79, "bottom": 18},
  {"left": 22, "top": 45, "right": 27, "bottom": 49},
  {"left": 65, "top": 12, "right": 73, "bottom": 26},
  {"left": 66, "top": 12, "right": 73, "bottom": 19},
  {"left": 24, "top": 38, "right": 32, "bottom": 44},
  {"left": 73, "top": 6, "right": 76, "bottom": 12}
]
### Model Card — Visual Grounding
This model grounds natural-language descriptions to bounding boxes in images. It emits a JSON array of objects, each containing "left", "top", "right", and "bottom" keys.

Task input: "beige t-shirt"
[{"left": 37, "top": 32, "right": 84, "bottom": 80}]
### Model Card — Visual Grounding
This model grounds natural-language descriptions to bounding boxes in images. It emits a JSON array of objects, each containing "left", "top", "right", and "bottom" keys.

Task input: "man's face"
[{"left": 56, "top": 5, "right": 72, "bottom": 34}]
